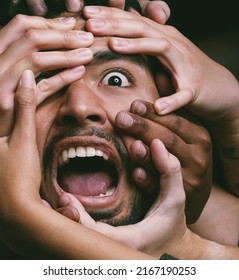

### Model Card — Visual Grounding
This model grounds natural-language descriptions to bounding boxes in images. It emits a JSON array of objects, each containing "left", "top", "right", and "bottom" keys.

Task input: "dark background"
[{"left": 165, "top": 0, "right": 239, "bottom": 78}]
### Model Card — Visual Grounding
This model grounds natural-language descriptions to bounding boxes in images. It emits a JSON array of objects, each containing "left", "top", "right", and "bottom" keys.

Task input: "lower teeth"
[{"left": 97, "top": 187, "right": 116, "bottom": 197}]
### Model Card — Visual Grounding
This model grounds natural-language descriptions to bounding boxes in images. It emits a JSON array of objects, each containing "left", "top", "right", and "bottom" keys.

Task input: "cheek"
[{"left": 36, "top": 106, "right": 58, "bottom": 158}]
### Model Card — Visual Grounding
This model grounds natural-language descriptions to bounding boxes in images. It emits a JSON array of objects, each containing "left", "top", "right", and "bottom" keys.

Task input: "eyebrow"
[{"left": 89, "top": 51, "right": 148, "bottom": 69}]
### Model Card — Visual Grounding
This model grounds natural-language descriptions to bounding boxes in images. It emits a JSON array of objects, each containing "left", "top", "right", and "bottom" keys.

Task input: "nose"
[{"left": 57, "top": 81, "right": 107, "bottom": 127}]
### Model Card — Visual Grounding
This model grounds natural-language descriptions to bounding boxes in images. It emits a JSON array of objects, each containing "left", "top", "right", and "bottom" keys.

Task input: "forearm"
[
  {"left": 1, "top": 200, "right": 155, "bottom": 260},
  {"left": 208, "top": 114, "right": 239, "bottom": 195},
  {"left": 166, "top": 230, "right": 239, "bottom": 260}
]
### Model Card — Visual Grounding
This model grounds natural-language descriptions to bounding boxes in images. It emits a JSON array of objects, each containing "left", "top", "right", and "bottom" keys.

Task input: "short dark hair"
[{"left": 0, "top": 0, "right": 142, "bottom": 25}]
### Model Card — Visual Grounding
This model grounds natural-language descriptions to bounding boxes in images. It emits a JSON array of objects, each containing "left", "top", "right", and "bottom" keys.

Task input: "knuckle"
[
  {"left": 195, "top": 156, "right": 208, "bottom": 173},
  {"left": 24, "top": 29, "right": 39, "bottom": 46},
  {"left": 169, "top": 114, "right": 181, "bottom": 132},
  {"left": 165, "top": 133, "right": 176, "bottom": 150},
  {"left": 29, "top": 52, "right": 42, "bottom": 68},
  {"left": 12, "top": 14, "right": 28, "bottom": 27},
  {"left": 198, "top": 127, "right": 212, "bottom": 151},
  {"left": 0, "top": 98, "right": 13, "bottom": 114},
  {"left": 44, "top": 18, "right": 56, "bottom": 29},
  {"left": 110, "top": 18, "right": 121, "bottom": 30},
  {"left": 159, "top": 38, "right": 171, "bottom": 52},
  {"left": 18, "top": 94, "right": 35, "bottom": 108},
  {"left": 37, "top": 78, "right": 51, "bottom": 93},
  {"left": 61, "top": 31, "right": 74, "bottom": 46},
  {"left": 134, "top": 19, "right": 149, "bottom": 36},
  {"left": 164, "top": 25, "right": 178, "bottom": 36}
]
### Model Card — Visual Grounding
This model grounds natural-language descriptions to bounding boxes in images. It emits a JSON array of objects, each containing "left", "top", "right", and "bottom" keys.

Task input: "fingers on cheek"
[
  {"left": 130, "top": 140, "right": 149, "bottom": 163},
  {"left": 132, "top": 167, "right": 154, "bottom": 193}
]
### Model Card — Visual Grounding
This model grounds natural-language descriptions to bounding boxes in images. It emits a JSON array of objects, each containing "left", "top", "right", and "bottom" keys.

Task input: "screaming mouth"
[{"left": 57, "top": 145, "right": 118, "bottom": 197}]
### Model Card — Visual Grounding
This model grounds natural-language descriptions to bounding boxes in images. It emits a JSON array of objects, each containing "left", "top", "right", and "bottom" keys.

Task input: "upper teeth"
[{"left": 58, "top": 146, "right": 109, "bottom": 166}]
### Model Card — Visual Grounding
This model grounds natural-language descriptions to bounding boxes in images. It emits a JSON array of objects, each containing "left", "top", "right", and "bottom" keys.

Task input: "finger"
[
  {"left": 130, "top": 100, "right": 203, "bottom": 144},
  {"left": 115, "top": 110, "right": 188, "bottom": 157},
  {"left": 36, "top": 66, "right": 85, "bottom": 104},
  {"left": 0, "top": 15, "right": 76, "bottom": 52},
  {"left": 84, "top": 5, "right": 139, "bottom": 20},
  {"left": 26, "top": 0, "right": 48, "bottom": 15},
  {"left": 154, "top": 90, "right": 193, "bottom": 115},
  {"left": 66, "top": 0, "right": 83, "bottom": 12},
  {"left": 130, "top": 140, "right": 151, "bottom": 166},
  {"left": 56, "top": 206, "right": 80, "bottom": 222},
  {"left": 142, "top": 1, "right": 171, "bottom": 24},
  {"left": 130, "top": 140, "right": 158, "bottom": 193},
  {"left": 84, "top": 6, "right": 166, "bottom": 38},
  {"left": 86, "top": 17, "right": 160, "bottom": 37},
  {"left": 31, "top": 48, "right": 92, "bottom": 72},
  {"left": 0, "top": 49, "right": 91, "bottom": 101},
  {"left": 150, "top": 139, "right": 185, "bottom": 206},
  {"left": 11, "top": 70, "right": 36, "bottom": 143},
  {"left": 59, "top": 193, "right": 95, "bottom": 227},
  {"left": 132, "top": 167, "right": 155, "bottom": 194},
  {"left": 41, "top": 199, "right": 52, "bottom": 208},
  {"left": 0, "top": 31, "right": 93, "bottom": 72},
  {"left": 110, "top": 37, "right": 179, "bottom": 59}
]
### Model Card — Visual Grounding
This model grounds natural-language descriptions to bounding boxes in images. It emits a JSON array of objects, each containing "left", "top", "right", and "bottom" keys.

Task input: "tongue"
[{"left": 59, "top": 170, "right": 112, "bottom": 196}]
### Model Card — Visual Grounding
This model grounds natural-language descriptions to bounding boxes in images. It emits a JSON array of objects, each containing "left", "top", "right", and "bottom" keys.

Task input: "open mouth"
[{"left": 56, "top": 145, "right": 119, "bottom": 198}]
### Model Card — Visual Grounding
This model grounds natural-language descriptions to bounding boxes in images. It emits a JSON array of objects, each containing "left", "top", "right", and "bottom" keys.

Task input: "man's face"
[{"left": 36, "top": 33, "right": 159, "bottom": 226}]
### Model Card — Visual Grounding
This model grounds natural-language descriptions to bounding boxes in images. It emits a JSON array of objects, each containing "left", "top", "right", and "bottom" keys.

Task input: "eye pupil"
[{"left": 108, "top": 76, "right": 122, "bottom": 86}]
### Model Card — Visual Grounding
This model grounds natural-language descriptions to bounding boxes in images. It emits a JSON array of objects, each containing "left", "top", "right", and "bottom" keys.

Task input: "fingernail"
[
  {"left": 155, "top": 101, "right": 168, "bottom": 114},
  {"left": 137, "top": 168, "right": 148, "bottom": 182},
  {"left": 112, "top": 38, "right": 129, "bottom": 47},
  {"left": 20, "top": 70, "right": 34, "bottom": 89},
  {"left": 88, "top": 19, "right": 105, "bottom": 28},
  {"left": 77, "top": 31, "right": 93, "bottom": 42},
  {"left": 84, "top": 6, "right": 100, "bottom": 14},
  {"left": 67, "top": 0, "right": 82, "bottom": 12},
  {"left": 132, "top": 101, "right": 147, "bottom": 115},
  {"left": 135, "top": 141, "right": 147, "bottom": 158},
  {"left": 59, "top": 17, "right": 76, "bottom": 24},
  {"left": 118, "top": 112, "right": 134, "bottom": 128},
  {"left": 75, "top": 48, "right": 92, "bottom": 57},
  {"left": 60, "top": 194, "right": 70, "bottom": 206}
]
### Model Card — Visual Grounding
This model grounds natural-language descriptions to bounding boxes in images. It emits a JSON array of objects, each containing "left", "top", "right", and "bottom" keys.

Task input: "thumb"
[{"left": 11, "top": 70, "right": 37, "bottom": 143}]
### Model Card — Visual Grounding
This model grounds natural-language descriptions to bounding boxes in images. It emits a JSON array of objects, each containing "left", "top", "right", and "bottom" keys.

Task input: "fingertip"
[
  {"left": 59, "top": 193, "right": 70, "bottom": 206},
  {"left": 66, "top": 0, "right": 83, "bottom": 12},
  {"left": 154, "top": 100, "right": 169, "bottom": 115},
  {"left": 145, "top": 1, "right": 170, "bottom": 24},
  {"left": 19, "top": 70, "right": 35, "bottom": 89},
  {"left": 130, "top": 140, "right": 147, "bottom": 159},
  {"left": 133, "top": 167, "right": 148, "bottom": 183},
  {"left": 151, "top": 138, "right": 164, "bottom": 153}
]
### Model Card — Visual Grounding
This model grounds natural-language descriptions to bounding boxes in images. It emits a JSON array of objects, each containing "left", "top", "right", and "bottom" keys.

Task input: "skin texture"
[
  {"left": 0, "top": 2, "right": 238, "bottom": 260},
  {"left": 0, "top": 71, "right": 238, "bottom": 260},
  {"left": 81, "top": 5, "right": 239, "bottom": 197},
  {"left": 0, "top": 12, "right": 211, "bottom": 258},
  {"left": 0, "top": 70, "right": 186, "bottom": 260},
  {"left": 0, "top": 11, "right": 212, "bottom": 224}
]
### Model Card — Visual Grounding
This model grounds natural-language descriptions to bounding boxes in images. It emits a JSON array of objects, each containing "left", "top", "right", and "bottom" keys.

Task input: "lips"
[
  {"left": 51, "top": 136, "right": 122, "bottom": 208},
  {"left": 57, "top": 146, "right": 118, "bottom": 197}
]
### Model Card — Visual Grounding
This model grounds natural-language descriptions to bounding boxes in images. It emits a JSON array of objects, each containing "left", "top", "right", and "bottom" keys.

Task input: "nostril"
[
  {"left": 88, "top": 115, "right": 101, "bottom": 122},
  {"left": 62, "top": 115, "right": 77, "bottom": 125}
]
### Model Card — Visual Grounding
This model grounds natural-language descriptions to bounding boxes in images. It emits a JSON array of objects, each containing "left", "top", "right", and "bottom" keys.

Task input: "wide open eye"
[{"left": 101, "top": 71, "right": 131, "bottom": 87}]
